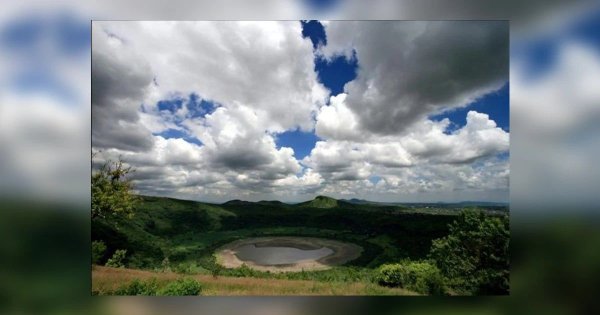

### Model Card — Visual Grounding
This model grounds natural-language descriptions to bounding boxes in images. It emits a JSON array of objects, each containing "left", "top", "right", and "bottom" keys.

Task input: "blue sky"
[
  {"left": 276, "top": 21, "right": 358, "bottom": 159},
  {"left": 155, "top": 93, "right": 219, "bottom": 119},
  {"left": 148, "top": 93, "right": 219, "bottom": 146},
  {"left": 275, "top": 129, "right": 320, "bottom": 159},
  {"left": 430, "top": 83, "right": 509, "bottom": 133}
]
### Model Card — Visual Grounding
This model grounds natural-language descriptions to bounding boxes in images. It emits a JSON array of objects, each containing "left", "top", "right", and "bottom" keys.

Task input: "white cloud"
[
  {"left": 315, "top": 93, "right": 363, "bottom": 141},
  {"left": 319, "top": 21, "right": 508, "bottom": 135},
  {"left": 91, "top": 21, "right": 330, "bottom": 200},
  {"left": 309, "top": 89, "right": 508, "bottom": 173},
  {"left": 96, "top": 21, "right": 328, "bottom": 133},
  {"left": 402, "top": 111, "right": 508, "bottom": 164},
  {"left": 304, "top": 102, "right": 509, "bottom": 196},
  {"left": 374, "top": 158, "right": 509, "bottom": 197}
]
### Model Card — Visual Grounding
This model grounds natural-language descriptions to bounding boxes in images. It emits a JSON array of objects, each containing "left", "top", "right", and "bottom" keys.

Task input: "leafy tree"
[
  {"left": 92, "top": 240, "right": 107, "bottom": 264},
  {"left": 92, "top": 155, "right": 138, "bottom": 220},
  {"left": 429, "top": 209, "right": 509, "bottom": 295},
  {"left": 106, "top": 249, "right": 127, "bottom": 268}
]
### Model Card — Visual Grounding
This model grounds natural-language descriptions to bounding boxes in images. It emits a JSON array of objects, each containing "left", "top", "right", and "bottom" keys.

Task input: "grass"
[{"left": 92, "top": 266, "right": 417, "bottom": 296}]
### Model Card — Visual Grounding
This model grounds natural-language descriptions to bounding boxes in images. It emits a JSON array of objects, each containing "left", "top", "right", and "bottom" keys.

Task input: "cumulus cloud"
[
  {"left": 305, "top": 108, "right": 508, "bottom": 184},
  {"left": 91, "top": 21, "right": 331, "bottom": 200},
  {"left": 315, "top": 93, "right": 363, "bottom": 141},
  {"left": 402, "top": 111, "right": 509, "bottom": 164},
  {"left": 374, "top": 157, "right": 509, "bottom": 197},
  {"left": 92, "top": 26, "right": 155, "bottom": 151},
  {"left": 91, "top": 20, "right": 509, "bottom": 202},
  {"left": 99, "top": 21, "right": 328, "bottom": 132},
  {"left": 319, "top": 21, "right": 508, "bottom": 135}
]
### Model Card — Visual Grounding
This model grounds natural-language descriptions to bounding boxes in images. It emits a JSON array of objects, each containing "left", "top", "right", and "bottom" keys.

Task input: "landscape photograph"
[{"left": 91, "top": 20, "right": 509, "bottom": 296}]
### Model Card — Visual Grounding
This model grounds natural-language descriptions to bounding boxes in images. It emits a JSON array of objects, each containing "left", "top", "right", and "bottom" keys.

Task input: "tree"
[
  {"left": 92, "top": 155, "right": 138, "bottom": 220},
  {"left": 92, "top": 240, "right": 107, "bottom": 264},
  {"left": 106, "top": 249, "right": 127, "bottom": 268},
  {"left": 429, "top": 209, "right": 509, "bottom": 295}
]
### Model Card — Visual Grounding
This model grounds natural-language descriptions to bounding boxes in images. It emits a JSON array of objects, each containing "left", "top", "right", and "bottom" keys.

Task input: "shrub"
[
  {"left": 114, "top": 278, "right": 159, "bottom": 296},
  {"left": 92, "top": 156, "right": 138, "bottom": 220},
  {"left": 92, "top": 240, "right": 107, "bottom": 264},
  {"left": 376, "top": 261, "right": 445, "bottom": 295},
  {"left": 211, "top": 264, "right": 223, "bottom": 278},
  {"left": 429, "top": 209, "right": 509, "bottom": 295},
  {"left": 158, "top": 278, "right": 203, "bottom": 296},
  {"left": 106, "top": 249, "right": 127, "bottom": 268},
  {"left": 161, "top": 257, "right": 171, "bottom": 272}
]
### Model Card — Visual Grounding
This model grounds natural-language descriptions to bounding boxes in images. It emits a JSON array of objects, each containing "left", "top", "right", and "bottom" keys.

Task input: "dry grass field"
[{"left": 92, "top": 266, "right": 417, "bottom": 296}]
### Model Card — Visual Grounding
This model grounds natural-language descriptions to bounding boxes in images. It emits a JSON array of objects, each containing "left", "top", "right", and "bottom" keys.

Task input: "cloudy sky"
[{"left": 92, "top": 20, "right": 509, "bottom": 203}]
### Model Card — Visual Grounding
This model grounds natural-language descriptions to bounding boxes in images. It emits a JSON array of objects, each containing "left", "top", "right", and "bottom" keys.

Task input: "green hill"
[
  {"left": 299, "top": 195, "right": 340, "bottom": 208},
  {"left": 91, "top": 195, "right": 503, "bottom": 271}
]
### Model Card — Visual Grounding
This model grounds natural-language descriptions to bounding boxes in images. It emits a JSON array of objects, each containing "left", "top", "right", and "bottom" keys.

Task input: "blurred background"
[{"left": 1, "top": 0, "right": 599, "bottom": 314}]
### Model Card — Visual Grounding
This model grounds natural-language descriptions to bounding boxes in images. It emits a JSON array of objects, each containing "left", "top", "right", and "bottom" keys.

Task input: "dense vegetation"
[
  {"left": 92, "top": 194, "right": 508, "bottom": 295},
  {"left": 93, "top": 195, "right": 452, "bottom": 267},
  {"left": 429, "top": 209, "right": 510, "bottom": 294}
]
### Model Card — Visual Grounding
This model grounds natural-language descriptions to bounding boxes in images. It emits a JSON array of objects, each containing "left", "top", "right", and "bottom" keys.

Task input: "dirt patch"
[{"left": 215, "top": 236, "right": 363, "bottom": 273}]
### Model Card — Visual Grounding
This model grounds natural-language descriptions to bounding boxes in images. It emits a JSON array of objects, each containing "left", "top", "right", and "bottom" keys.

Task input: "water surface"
[{"left": 234, "top": 244, "right": 334, "bottom": 265}]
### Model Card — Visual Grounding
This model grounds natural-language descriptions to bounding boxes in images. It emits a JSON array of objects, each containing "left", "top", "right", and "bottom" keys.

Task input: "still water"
[{"left": 234, "top": 244, "right": 334, "bottom": 265}]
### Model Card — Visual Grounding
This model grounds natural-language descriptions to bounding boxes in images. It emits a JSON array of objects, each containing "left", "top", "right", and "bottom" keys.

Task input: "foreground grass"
[{"left": 92, "top": 266, "right": 417, "bottom": 296}]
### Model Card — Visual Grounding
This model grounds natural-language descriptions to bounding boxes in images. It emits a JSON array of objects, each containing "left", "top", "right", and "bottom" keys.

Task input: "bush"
[
  {"left": 375, "top": 261, "right": 445, "bottom": 295},
  {"left": 106, "top": 249, "right": 127, "bottom": 268},
  {"left": 114, "top": 278, "right": 159, "bottom": 296},
  {"left": 161, "top": 257, "right": 171, "bottom": 272},
  {"left": 429, "top": 209, "right": 509, "bottom": 295},
  {"left": 211, "top": 264, "right": 224, "bottom": 278},
  {"left": 92, "top": 240, "right": 106, "bottom": 264},
  {"left": 158, "top": 278, "right": 203, "bottom": 296},
  {"left": 92, "top": 156, "right": 138, "bottom": 220}
]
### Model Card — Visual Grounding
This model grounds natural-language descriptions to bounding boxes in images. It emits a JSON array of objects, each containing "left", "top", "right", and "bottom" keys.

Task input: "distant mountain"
[
  {"left": 222, "top": 196, "right": 507, "bottom": 211},
  {"left": 223, "top": 199, "right": 254, "bottom": 206},
  {"left": 454, "top": 201, "right": 509, "bottom": 207},
  {"left": 257, "top": 200, "right": 287, "bottom": 206},
  {"left": 298, "top": 195, "right": 341, "bottom": 208},
  {"left": 342, "top": 198, "right": 373, "bottom": 205}
]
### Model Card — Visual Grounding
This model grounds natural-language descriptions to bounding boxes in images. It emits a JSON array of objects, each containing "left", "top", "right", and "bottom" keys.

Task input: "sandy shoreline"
[{"left": 215, "top": 236, "right": 363, "bottom": 273}]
